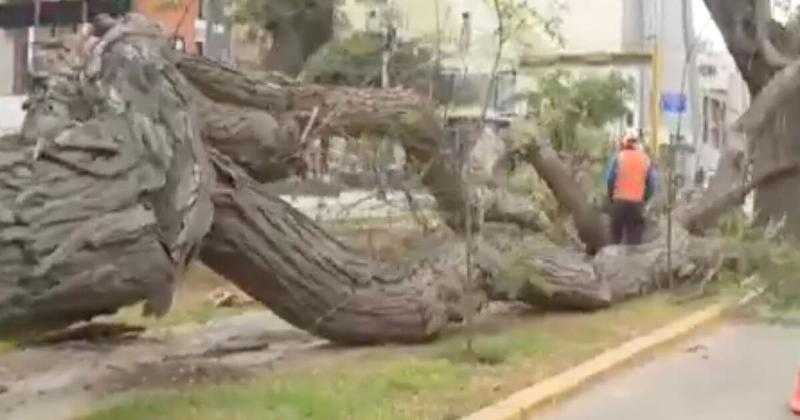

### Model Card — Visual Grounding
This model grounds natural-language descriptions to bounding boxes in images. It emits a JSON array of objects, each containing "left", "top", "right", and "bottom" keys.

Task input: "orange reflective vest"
[{"left": 613, "top": 149, "right": 651, "bottom": 202}]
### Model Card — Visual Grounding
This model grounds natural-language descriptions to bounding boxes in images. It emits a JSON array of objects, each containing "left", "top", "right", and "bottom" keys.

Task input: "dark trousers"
[{"left": 610, "top": 200, "right": 645, "bottom": 245}]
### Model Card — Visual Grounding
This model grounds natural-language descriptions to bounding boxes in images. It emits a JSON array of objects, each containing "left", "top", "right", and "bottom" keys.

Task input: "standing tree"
[
  {"left": 704, "top": 0, "right": 800, "bottom": 237},
  {"left": 232, "top": 0, "right": 338, "bottom": 76}
]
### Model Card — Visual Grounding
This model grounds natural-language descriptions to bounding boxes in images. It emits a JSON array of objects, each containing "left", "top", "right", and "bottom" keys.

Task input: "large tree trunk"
[
  {"left": 487, "top": 123, "right": 797, "bottom": 311},
  {"left": 178, "top": 56, "right": 473, "bottom": 231},
  {"left": 260, "top": 0, "right": 335, "bottom": 76},
  {"left": 705, "top": 0, "right": 800, "bottom": 238},
  {"left": 0, "top": 14, "right": 481, "bottom": 343},
  {"left": 5, "top": 11, "right": 787, "bottom": 342},
  {"left": 199, "top": 152, "right": 465, "bottom": 344},
  {"left": 0, "top": 15, "right": 214, "bottom": 335},
  {"left": 507, "top": 122, "right": 610, "bottom": 254}
]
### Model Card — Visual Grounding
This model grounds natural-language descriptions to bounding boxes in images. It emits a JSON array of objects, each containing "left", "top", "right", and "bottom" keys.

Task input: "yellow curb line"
[{"left": 461, "top": 301, "right": 734, "bottom": 420}]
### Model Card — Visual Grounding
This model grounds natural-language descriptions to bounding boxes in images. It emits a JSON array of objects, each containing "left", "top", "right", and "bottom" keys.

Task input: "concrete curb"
[{"left": 461, "top": 295, "right": 756, "bottom": 420}]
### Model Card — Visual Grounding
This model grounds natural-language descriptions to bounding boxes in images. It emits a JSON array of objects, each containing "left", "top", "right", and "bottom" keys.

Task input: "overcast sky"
[
  {"left": 693, "top": 0, "right": 724, "bottom": 49},
  {"left": 695, "top": 0, "right": 800, "bottom": 50}
]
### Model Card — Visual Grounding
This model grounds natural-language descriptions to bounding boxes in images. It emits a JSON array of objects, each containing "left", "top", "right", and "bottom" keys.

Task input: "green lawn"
[
  {"left": 0, "top": 339, "right": 16, "bottom": 355},
  {"left": 80, "top": 293, "right": 723, "bottom": 420}
]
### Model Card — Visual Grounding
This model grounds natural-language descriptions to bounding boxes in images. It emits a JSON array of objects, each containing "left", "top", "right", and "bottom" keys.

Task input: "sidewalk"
[{"left": 536, "top": 321, "right": 800, "bottom": 420}]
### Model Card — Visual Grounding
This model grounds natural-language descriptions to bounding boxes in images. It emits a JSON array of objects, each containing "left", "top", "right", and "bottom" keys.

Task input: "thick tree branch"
[
  {"left": 704, "top": 0, "right": 775, "bottom": 94},
  {"left": 199, "top": 151, "right": 461, "bottom": 344},
  {"left": 676, "top": 161, "right": 800, "bottom": 233},
  {"left": 177, "top": 56, "right": 473, "bottom": 231},
  {"left": 508, "top": 123, "right": 609, "bottom": 254},
  {"left": 0, "top": 15, "right": 214, "bottom": 335}
]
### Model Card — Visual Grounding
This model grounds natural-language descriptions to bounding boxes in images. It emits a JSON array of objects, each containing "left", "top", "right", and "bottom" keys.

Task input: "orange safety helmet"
[{"left": 618, "top": 132, "right": 638, "bottom": 150}]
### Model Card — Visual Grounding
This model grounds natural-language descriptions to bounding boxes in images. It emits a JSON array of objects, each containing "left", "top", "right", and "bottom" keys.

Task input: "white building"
[
  {"left": 560, "top": 0, "right": 625, "bottom": 53},
  {"left": 339, "top": 0, "right": 547, "bottom": 121},
  {"left": 693, "top": 50, "right": 750, "bottom": 186},
  {"left": 0, "top": 29, "right": 25, "bottom": 96}
]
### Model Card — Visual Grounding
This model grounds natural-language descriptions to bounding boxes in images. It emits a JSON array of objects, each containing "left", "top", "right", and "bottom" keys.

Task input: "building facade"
[
  {"left": 0, "top": 29, "right": 23, "bottom": 95},
  {"left": 693, "top": 50, "right": 750, "bottom": 186},
  {"left": 134, "top": 0, "right": 200, "bottom": 54},
  {"left": 338, "top": 0, "right": 535, "bottom": 121},
  {"left": 0, "top": 0, "right": 233, "bottom": 96}
]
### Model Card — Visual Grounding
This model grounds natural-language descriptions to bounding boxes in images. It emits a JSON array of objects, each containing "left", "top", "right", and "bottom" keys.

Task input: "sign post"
[{"left": 661, "top": 91, "right": 687, "bottom": 290}]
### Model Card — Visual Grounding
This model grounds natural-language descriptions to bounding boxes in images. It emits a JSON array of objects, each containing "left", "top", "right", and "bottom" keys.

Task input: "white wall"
[
  {"left": 691, "top": 50, "right": 750, "bottom": 186},
  {"left": 0, "top": 95, "right": 26, "bottom": 135},
  {"left": 558, "top": 0, "right": 623, "bottom": 53},
  {"left": 0, "top": 29, "right": 15, "bottom": 96}
]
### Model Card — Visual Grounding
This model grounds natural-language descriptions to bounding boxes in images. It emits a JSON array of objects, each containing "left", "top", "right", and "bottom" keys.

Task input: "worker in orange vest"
[{"left": 604, "top": 134, "right": 658, "bottom": 245}]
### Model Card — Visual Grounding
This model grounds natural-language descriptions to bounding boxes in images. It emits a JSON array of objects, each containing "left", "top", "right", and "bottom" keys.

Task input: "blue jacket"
[{"left": 604, "top": 152, "right": 658, "bottom": 202}]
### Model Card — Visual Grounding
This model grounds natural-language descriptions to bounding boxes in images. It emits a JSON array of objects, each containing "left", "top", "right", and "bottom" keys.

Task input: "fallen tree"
[
  {"left": 492, "top": 119, "right": 800, "bottom": 308},
  {"left": 0, "top": 14, "right": 487, "bottom": 343},
  {"left": 1, "top": 13, "right": 793, "bottom": 343}
]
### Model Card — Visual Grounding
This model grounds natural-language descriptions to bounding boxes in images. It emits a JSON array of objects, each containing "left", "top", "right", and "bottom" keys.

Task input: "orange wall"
[{"left": 134, "top": 0, "right": 199, "bottom": 54}]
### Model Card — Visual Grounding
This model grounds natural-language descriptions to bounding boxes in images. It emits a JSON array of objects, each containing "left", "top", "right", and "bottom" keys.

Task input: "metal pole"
[
  {"left": 664, "top": 115, "right": 674, "bottom": 292},
  {"left": 27, "top": 0, "right": 42, "bottom": 75},
  {"left": 650, "top": 42, "right": 661, "bottom": 156},
  {"left": 667, "top": 0, "right": 700, "bottom": 289}
]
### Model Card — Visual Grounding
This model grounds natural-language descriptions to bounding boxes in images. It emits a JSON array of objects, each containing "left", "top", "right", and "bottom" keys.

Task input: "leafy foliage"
[
  {"left": 717, "top": 214, "right": 800, "bottom": 315},
  {"left": 530, "top": 70, "right": 634, "bottom": 154},
  {"left": 302, "top": 33, "right": 433, "bottom": 89},
  {"left": 487, "top": 0, "right": 565, "bottom": 47}
]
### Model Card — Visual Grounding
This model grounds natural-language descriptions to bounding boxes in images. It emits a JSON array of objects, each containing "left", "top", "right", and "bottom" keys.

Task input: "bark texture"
[
  {"left": 0, "top": 15, "right": 214, "bottom": 335},
  {"left": 705, "top": 0, "right": 800, "bottom": 237},
  {"left": 483, "top": 223, "right": 721, "bottom": 311},
  {"left": 177, "top": 56, "right": 472, "bottom": 231},
  {"left": 507, "top": 122, "right": 609, "bottom": 254},
  {"left": 200, "top": 152, "right": 465, "bottom": 344},
  {"left": 0, "top": 14, "right": 482, "bottom": 343},
  {"left": 3, "top": 11, "right": 779, "bottom": 342},
  {"left": 260, "top": 0, "right": 335, "bottom": 76}
]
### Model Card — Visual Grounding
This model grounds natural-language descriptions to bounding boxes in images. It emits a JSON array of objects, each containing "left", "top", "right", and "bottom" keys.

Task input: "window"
[
  {"left": 437, "top": 70, "right": 457, "bottom": 104},
  {"left": 366, "top": 10, "right": 380, "bottom": 33},
  {"left": 702, "top": 97, "right": 709, "bottom": 143},
  {"left": 721, "top": 103, "right": 727, "bottom": 147},
  {"left": 493, "top": 70, "right": 517, "bottom": 115},
  {"left": 709, "top": 127, "right": 718, "bottom": 148},
  {"left": 172, "top": 36, "right": 185, "bottom": 52},
  {"left": 704, "top": 98, "right": 723, "bottom": 149},
  {"left": 698, "top": 64, "right": 717, "bottom": 77}
]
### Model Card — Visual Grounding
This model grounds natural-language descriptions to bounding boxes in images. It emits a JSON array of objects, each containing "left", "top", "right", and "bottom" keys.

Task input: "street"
[{"left": 536, "top": 321, "right": 800, "bottom": 420}]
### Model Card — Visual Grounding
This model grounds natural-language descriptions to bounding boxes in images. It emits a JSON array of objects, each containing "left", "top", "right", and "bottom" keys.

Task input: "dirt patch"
[
  {"left": 100, "top": 360, "right": 248, "bottom": 394},
  {"left": 0, "top": 310, "right": 322, "bottom": 420}
]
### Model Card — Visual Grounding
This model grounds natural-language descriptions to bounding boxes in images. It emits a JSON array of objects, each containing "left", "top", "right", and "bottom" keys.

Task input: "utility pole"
[
  {"left": 649, "top": 42, "right": 661, "bottom": 156},
  {"left": 27, "top": 0, "right": 41, "bottom": 75}
]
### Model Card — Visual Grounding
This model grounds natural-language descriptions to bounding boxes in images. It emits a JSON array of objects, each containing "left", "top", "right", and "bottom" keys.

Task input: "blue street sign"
[{"left": 661, "top": 92, "right": 687, "bottom": 114}]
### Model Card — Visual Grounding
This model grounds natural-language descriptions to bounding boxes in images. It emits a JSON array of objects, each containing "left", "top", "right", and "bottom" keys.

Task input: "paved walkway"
[{"left": 536, "top": 321, "right": 800, "bottom": 420}]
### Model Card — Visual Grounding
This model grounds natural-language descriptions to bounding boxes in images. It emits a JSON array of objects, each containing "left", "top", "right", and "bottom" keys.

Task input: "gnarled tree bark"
[
  {"left": 5, "top": 11, "right": 793, "bottom": 343},
  {"left": 200, "top": 152, "right": 463, "bottom": 344},
  {"left": 0, "top": 15, "right": 214, "bottom": 335},
  {"left": 0, "top": 14, "right": 481, "bottom": 343},
  {"left": 705, "top": 0, "right": 800, "bottom": 237}
]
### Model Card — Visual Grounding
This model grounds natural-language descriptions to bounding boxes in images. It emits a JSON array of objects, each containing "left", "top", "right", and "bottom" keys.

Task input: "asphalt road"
[{"left": 535, "top": 321, "right": 800, "bottom": 420}]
